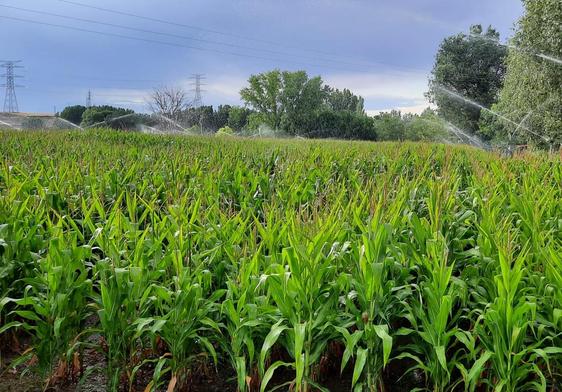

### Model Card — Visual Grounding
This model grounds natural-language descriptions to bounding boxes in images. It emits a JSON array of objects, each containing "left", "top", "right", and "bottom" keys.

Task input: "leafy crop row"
[{"left": 0, "top": 130, "right": 561, "bottom": 391}]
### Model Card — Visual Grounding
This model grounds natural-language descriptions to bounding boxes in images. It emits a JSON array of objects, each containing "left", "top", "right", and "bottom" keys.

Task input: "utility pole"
[
  {"left": 189, "top": 74, "right": 205, "bottom": 108},
  {"left": 86, "top": 90, "right": 92, "bottom": 108},
  {"left": 1, "top": 60, "right": 23, "bottom": 113}
]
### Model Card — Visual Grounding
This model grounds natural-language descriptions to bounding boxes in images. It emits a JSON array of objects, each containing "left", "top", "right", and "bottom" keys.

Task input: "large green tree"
[
  {"left": 427, "top": 25, "right": 507, "bottom": 135},
  {"left": 81, "top": 106, "right": 134, "bottom": 128},
  {"left": 323, "top": 87, "right": 365, "bottom": 114},
  {"left": 482, "top": 0, "right": 562, "bottom": 147},
  {"left": 59, "top": 105, "right": 87, "bottom": 125},
  {"left": 240, "top": 70, "right": 325, "bottom": 133},
  {"left": 227, "top": 106, "right": 252, "bottom": 132}
]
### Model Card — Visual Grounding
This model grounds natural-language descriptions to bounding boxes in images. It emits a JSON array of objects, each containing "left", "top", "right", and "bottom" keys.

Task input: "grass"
[{"left": 0, "top": 129, "right": 561, "bottom": 391}]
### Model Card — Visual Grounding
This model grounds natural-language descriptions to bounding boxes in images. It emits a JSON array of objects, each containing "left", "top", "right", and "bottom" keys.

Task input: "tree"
[
  {"left": 404, "top": 109, "right": 448, "bottom": 142},
  {"left": 240, "top": 70, "right": 283, "bottom": 129},
  {"left": 81, "top": 106, "right": 134, "bottom": 128},
  {"left": 323, "top": 87, "right": 365, "bottom": 114},
  {"left": 59, "top": 105, "right": 87, "bottom": 125},
  {"left": 227, "top": 106, "right": 252, "bottom": 132},
  {"left": 240, "top": 70, "right": 325, "bottom": 133},
  {"left": 149, "top": 86, "right": 190, "bottom": 121},
  {"left": 214, "top": 105, "right": 232, "bottom": 130},
  {"left": 303, "top": 110, "right": 377, "bottom": 140},
  {"left": 483, "top": 0, "right": 562, "bottom": 147},
  {"left": 180, "top": 106, "right": 217, "bottom": 133},
  {"left": 373, "top": 111, "right": 406, "bottom": 141},
  {"left": 278, "top": 71, "right": 325, "bottom": 133},
  {"left": 427, "top": 25, "right": 507, "bottom": 135}
]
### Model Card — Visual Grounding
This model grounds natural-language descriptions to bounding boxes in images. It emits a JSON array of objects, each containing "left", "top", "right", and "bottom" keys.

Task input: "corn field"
[{"left": 0, "top": 130, "right": 561, "bottom": 392}]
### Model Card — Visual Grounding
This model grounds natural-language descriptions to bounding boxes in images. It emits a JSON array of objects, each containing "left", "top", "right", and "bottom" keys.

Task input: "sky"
[{"left": 0, "top": 0, "right": 524, "bottom": 115}]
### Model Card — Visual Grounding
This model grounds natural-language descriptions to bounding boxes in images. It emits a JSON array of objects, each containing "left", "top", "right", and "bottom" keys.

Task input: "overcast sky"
[{"left": 1, "top": 0, "right": 524, "bottom": 114}]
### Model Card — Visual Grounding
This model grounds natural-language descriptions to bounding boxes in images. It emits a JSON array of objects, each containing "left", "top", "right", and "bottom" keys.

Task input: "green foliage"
[
  {"left": 80, "top": 105, "right": 134, "bottom": 128},
  {"left": 214, "top": 104, "right": 232, "bottom": 130},
  {"left": 59, "top": 105, "right": 87, "bottom": 125},
  {"left": 227, "top": 106, "right": 252, "bottom": 132},
  {"left": 182, "top": 106, "right": 215, "bottom": 132},
  {"left": 1, "top": 131, "right": 561, "bottom": 391},
  {"left": 404, "top": 109, "right": 449, "bottom": 142},
  {"left": 240, "top": 69, "right": 325, "bottom": 133},
  {"left": 302, "top": 109, "right": 377, "bottom": 140},
  {"left": 240, "top": 69, "right": 284, "bottom": 130},
  {"left": 484, "top": 0, "right": 562, "bottom": 148},
  {"left": 373, "top": 111, "right": 406, "bottom": 141},
  {"left": 216, "top": 126, "right": 235, "bottom": 136},
  {"left": 240, "top": 69, "right": 380, "bottom": 139},
  {"left": 427, "top": 25, "right": 507, "bottom": 135},
  {"left": 323, "top": 86, "right": 365, "bottom": 114}
]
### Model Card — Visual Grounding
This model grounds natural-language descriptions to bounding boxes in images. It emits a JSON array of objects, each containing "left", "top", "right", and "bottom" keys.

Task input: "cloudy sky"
[{"left": 0, "top": 0, "right": 523, "bottom": 114}]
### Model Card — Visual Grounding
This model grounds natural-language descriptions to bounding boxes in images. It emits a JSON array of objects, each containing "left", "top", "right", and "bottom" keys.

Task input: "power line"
[
  {"left": 54, "top": 0, "right": 349, "bottom": 59},
  {"left": 1, "top": 60, "right": 24, "bottom": 112},
  {"left": 47, "top": 1, "right": 429, "bottom": 73},
  {"left": 0, "top": 4, "right": 429, "bottom": 73},
  {"left": 57, "top": 75, "right": 162, "bottom": 83},
  {"left": 0, "top": 3, "right": 378, "bottom": 69},
  {"left": 0, "top": 15, "right": 366, "bottom": 72},
  {"left": 86, "top": 89, "right": 91, "bottom": 107}
]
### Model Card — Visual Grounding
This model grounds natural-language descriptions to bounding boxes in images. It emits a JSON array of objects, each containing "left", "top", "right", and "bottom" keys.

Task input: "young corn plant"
[
  {"left": 259, "top": 221, "right": 344, "bottom": 392},
  {"left": 338, "top": 218, "right": 408, "bottom": 392},
  {"left": 399, "top": 235, "right": 466, "bottom": 392},
  {"left": 0, "top": 228, "right": 92, "bottom": 385},
  {"left": 468, "top": 235, "right": 562, "bottom": 391},
  {"left": 0, "top": 194, "right": 49, "bottom": 333},
  {"left": 136, "top": 274, "right": 224, "bottom": 391},
  {"left": 222, "top": 248, "right": 274, "bottom": 392},
  {"left": 544, "top": 247, "right": 562, "bottom": 385},
  {"left": 94, "top": 258, "right": 153, "bottom": 390}
]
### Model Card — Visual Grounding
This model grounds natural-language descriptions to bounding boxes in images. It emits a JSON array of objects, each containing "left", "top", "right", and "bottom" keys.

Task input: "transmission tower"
[
  {"left": 189, "top": 74, "right": 206, "bottom": 108},
  {"left": 86, "top": 90, "right": 92, "bottom": 108},
  {"left": 1, "top": 60, "right": 23, "bottom": 113}
]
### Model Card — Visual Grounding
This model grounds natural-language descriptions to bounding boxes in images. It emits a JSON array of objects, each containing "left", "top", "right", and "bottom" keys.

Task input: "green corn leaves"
[{"left": 0, "top": 131, "right": 561, "bottom": 391}]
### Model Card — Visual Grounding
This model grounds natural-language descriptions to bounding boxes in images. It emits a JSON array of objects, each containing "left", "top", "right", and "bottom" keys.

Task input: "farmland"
[{"left": 0, "top": 130, "right": 561, "bottom": 391}]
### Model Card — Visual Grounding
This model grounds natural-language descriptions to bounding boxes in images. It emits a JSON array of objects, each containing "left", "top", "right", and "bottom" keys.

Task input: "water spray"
[
  {"left": 0, "top": 119, "right": 16, "bottom": 129},
  {"left": 84, "top": 113, "right": 138, "bottom": 129},
  {"left": 56, "top": 117, "right": 84, "bottom": 130},
  {"left": 153, "top": 113, "right": 193, "bottom": 134},
  {"left": 469, "top": 34, "right": 562, "bottom": 67},
  {"left": 138, "top": 124, "right": 165, "bottom": 134},
  {"left": 444, "top": 121, "right": 490, "bottom": 150},
  {"left": 434, "top": 84, "right": 550, "bottom": 143}
]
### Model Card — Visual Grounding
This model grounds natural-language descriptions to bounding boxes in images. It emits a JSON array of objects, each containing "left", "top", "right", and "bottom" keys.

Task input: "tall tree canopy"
[
  {"left": 240, "top": 70, "right": 324, "bottom": 133},
  {"left": 59, "top": 105, "right": 87, "bottom": 125},
  {"left": 427, "top": 25, "right": 507, "bottom": 135},
  {"left": 483, "top": 0, "right": 562, "bottom": 147},
  {"left": 323, "top": 87, "right": 365, "bottom": 114},
  {"left": 81, "top": 106, "right": 134, "bottom": 128}
]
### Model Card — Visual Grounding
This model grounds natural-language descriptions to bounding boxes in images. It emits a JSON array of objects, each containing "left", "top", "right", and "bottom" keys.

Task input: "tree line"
[{"left": 59, "top": 73, "right": 447, "bottom": 142}]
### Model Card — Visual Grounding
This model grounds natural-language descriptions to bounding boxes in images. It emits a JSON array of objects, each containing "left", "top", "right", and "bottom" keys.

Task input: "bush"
[
  {"left": 216, "top": 126, "right": 235, "bottom": 136},
  {"left": 302, "top": 110, "right": 377, "bottom": 140}
]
